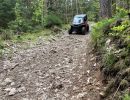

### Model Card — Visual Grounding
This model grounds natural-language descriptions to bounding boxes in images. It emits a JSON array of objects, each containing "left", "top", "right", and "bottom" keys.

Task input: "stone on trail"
[
  {"left": 3, "top": 78, "right": 12, "bottom": 85},
  {"left": 87, "top": 77, "right": 92, "bottom": 84},
  {"left": 50, "top": 49, "right": 57, "bottom": 54},
  {"left": 68, "top": 58, "right": 73, "bottom": 63},
  {"left": 99, "top": 92, "right": 106, "bottom": 99},
  {"left": 106, "top": 39, "right": 111, "bottom": 46},
  {"left": 87, "top": 70, "right": 90, "bottom": 74},
  {"left": 10, "top": 82, "right": 15, "bottom": 86},
  {"left": 22, "top": 98, "right": 29, "bottom": 100},
  {"left": 3, "top": 61, "right": 19, "bottom": 70},
  {"left": 5, "top": 88, "right": 17, "bottom": 96},
  {"left": 77, "top": 92, "right": 87, "bottom": 98},
  {"left": 8, "top": 88, "right": 17, "bottom": 96},
  {"left": 17, "top": 86, "right": 26, "bottom": 93},
  {"left": 4, "top": 88, "right": 12, "bottom": 92},
  {"left": 93, "top": 63, "right": 97, "bottom": 67},
  {"left": 90, "top": 57, "right": 95, "bottom": 61}
]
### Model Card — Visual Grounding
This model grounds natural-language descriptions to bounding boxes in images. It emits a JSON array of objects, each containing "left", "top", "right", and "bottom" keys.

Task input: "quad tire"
[
  {"left": 81, "top": 27, "right": 86, "bottom": 35},
  {"left": 68, "top": 28, "right": 72, "bottom": 34},
  {"left": 86, "top": 25, "right": 89, "bottom": 32}
]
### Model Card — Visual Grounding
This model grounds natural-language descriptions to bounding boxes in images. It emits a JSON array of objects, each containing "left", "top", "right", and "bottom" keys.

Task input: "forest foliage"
[
  {"left": 0, "top": 0, "right": 99, "bottom": 33},
  {"left": 92, "top": 0, "right": 130, "bottom": 99}
]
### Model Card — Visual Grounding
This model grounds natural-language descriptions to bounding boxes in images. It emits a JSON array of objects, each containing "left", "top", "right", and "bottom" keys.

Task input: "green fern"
[{"left": 123, "top": 94, "right": 130, "bottom": 100}]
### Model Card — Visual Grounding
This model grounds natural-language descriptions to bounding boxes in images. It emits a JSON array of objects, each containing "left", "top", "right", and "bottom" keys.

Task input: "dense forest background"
[
  {"left": 92, "top": 0, "right": 130, "bottom": 99},
  {"left": 0, "top": 0, "right": 99, "bottom": 33},
  {"left": 0, "top": 0, "right": 129, "bottom": 33}
]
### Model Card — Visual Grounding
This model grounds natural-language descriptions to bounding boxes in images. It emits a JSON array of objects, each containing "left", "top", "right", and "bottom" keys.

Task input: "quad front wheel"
[{"left": 81, "top": 27, "right": 86, "bottom": 35}]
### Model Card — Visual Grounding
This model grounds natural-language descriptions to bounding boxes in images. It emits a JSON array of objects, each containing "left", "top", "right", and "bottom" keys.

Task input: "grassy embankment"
[{"left": 91, "top": 12, "right": 130, "bottom": 99}]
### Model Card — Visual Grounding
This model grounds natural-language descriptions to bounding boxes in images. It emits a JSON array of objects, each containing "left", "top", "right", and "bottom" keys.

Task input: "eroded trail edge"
[{"left": 0, "top": 34, "right": 101, "bottom": 100}]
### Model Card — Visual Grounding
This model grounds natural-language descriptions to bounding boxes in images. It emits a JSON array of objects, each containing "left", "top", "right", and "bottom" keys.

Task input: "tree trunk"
[
  {"left": 41, "top": 0, "right": 44, "bottom": 26},
  {"left": 65, "top": 0, "right": 68, "bottom": 23},
  {"left": 44, "top": 0, "right": 48, "bottom": 16},
  {"left": 76, "top": 0, "right": 79, "bottom": 14},
  {"left": 127, "top": 0, "right": 130, "bottom": 12},
  {"left": 112, "top": 0, "right": 116, "bottom": 15},
  {"left": 100, "top": 0, "right": 112, "bottom": 18}
]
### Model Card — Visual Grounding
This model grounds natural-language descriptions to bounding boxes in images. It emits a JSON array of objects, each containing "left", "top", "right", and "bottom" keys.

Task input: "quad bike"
[{"left": 69, "top": 14, "right": 89, "bottom": 35}]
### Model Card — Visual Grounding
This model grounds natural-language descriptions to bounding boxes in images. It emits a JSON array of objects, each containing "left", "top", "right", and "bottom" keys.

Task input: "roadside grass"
[
  {"left": 0, "top": 38, "right": 4, "bottom": 58},
  {"left": 91, "top": 13, "right": 130, "bottom": 99},
  {"left": 0, "top": 28, "right": 62, "bottom": 58},
  {"left": 12, "top": 29, "right": 54, "bottom": 43},
  {"left": 123, "top": 93, "right": 130, "bottom": 100},
  {"left": 62, "top": 24, "right": 70, "bottom": 30}
]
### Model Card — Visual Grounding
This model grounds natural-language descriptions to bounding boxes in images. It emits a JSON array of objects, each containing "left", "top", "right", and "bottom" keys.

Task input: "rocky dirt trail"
[{"left": 0, "top": 31, "right": 102, "bottom": 100}]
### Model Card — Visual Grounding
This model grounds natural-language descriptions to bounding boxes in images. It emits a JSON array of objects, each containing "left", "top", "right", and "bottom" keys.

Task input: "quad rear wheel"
[
  {"left": 81, "top": 27, "right": 86, "bottom": 35},
  {"left": 68, "top": 28, "right": 72, "bottom": 34}
]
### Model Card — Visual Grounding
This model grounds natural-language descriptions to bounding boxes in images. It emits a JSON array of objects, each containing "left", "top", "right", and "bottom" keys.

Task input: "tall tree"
[
  {"left": 0, "top": 0, "right": 16, "bottom": 28},
  {"left": 100, "top": 0, "right": 112, "bottom": 18},
  {"left": 112, "top": 0, "right": 116, "bottom": 15},
  {"left": 126, "top": 0, "right": 130, "bottom": 12}
]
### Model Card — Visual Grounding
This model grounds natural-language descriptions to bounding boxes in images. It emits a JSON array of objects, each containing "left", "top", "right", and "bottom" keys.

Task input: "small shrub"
[
  {"left": 111, "top": 20, "right": 129, "bottom": 34},
  {"left": 91, "top": 8, "right": 128, "bottom": 45},
  {"left": 120, "top": 79, "right": 129, "bottom": 91},
  {"left": 0, "top": 40, "right": 4, "bottom": 49},
  {"left": 102, "top": 51, "right": 118, "bottom": 76},
  {"left": 0, "top": 49, "right": 3, "bottom": 58},
  {"left": 91, "top": 18, "right": 115, "bottom": 44},
  {"left": 119, "top": 49, "right": 129, "bottom": 59},
  {"left": 9, "top": 19, "right": 33, "bottom": 33},
  {"left": 122, "top": 20, "right": 129, "bottom": 26},
  {"left": 123, "top": 93, "right": 130, "bottom": 100},
  {"left": 112, "top": 25, "right": 127, "bottom": 33},
  {"left": 124, "top": 57, "right": 130, "bottom": 66},
  {"left": 115, "top": 7, "right": 128, "bottom": 19},
  {"left": 44, "top": 13, "right": 62, "bottom": 28},
  {"left": 0, "top": 40, "right": 4, "bottom": 58},
  {"left": 113, "top": 60, "right": 127, "bottom": 74},
  {"left": 103, "top": 51, "right": 118, "bottom": 69},
  {"left": 1, "top": 29, "right": 13, "bottom": 40}
]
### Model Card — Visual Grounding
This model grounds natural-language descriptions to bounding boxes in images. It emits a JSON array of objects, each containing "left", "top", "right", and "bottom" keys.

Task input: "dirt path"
[{"left": 0, "top": 33, "right": 101, "bottom": 100}]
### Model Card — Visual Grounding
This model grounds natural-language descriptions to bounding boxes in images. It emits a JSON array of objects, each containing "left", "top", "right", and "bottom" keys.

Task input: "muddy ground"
[{"left": 0, "top": 32, "right": 102, "bottom": 100}]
